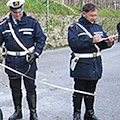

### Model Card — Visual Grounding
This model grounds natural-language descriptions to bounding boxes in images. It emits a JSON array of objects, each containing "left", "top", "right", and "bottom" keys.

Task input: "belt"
[
  {"left": 70, "top": 52, "right": 100, "bottom": 71},
  {"left": 74, "top": 52, "right": 100, "bottom": 58},
  {"left": 7, "top": 46, "right": 35, "bottom": 56}
]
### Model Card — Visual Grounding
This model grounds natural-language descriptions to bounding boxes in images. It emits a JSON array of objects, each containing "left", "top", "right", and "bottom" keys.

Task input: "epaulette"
[
  {"left": 0, "top": 17, "right": 7, "bottom": 25},
  {"left": 28, "top": 15, "right": 37, "bottom": 20},
  {"left": 0, "top": 13, "right": 10, "bottom": 25},
  {"left": 0, "top": 19, "right": 4, "bottom": 23}
]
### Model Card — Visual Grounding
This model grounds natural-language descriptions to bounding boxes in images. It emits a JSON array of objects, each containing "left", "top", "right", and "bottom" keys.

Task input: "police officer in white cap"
[
  {"left": 0, "top": 0, "right": 46, "bottom": 120},
  {"left": 0, "top": 109, "right": 3, "bottom": 120}
]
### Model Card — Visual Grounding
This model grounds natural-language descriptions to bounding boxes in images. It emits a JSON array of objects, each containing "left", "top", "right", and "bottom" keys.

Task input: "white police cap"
[{"left": 7, "top": 0, "right": 25, "bottom": 8}]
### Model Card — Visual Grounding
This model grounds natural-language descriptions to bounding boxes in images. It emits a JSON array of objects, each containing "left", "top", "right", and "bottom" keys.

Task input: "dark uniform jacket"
[
  {"left": 68, "top": 16, "right": 113, "bottom": 80},
  {"left": 0, "top": 12, "right": 46, "bottom": 78},
  {"left": 117, "top": 22, "right": 120, "bottom": 42}
]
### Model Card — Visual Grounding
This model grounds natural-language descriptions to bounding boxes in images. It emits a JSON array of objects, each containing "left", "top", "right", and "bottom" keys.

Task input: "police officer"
[
  {"left": 68, "top": 3, "right": 116, "bottom": 120},
  {"left": 0, "top": 0, "right": 46, "bottom": 120},
  {"left": 0, "top": 108, "right": 3, "bottom": 120},
  {"left": 116, "top": 22, "right": 120, "bottom": 42}
]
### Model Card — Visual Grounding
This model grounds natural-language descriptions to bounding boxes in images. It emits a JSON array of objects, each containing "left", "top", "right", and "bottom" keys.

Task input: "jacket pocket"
[{"left": 74, "top": 58, "right": 95, "bottom": 79}]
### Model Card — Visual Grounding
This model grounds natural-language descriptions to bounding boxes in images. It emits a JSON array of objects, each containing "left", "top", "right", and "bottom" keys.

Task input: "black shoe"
[
  {"left": 30, "top": 112, "right": 38, "bottom": 120},
  {"left": 27, "top": 95, "right": 38, "bottom": 120},
  {"left": 84, "top": 110, "right": 98, "bottom": 120},
  {"left": 73, "top": 112, "right": 81, "bottom": 120},
  {"left": 8, "top": 110, "right": 22, "bottom": 120}
]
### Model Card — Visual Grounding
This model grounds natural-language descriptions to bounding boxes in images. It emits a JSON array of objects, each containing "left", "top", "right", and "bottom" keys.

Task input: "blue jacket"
[
  {"left": 68, "top": 16, "right": 113, "bottom": 80},
  {"left": 0, "top": 12, "right": 46, "bottom": 78}
]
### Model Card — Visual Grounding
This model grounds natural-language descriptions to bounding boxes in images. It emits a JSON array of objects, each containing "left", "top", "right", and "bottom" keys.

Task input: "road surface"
[{"left": 0, "top": 42, "right": 120, "bottom": 120}]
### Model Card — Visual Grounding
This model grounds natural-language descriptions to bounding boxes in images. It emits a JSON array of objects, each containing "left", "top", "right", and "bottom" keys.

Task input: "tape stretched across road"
[
  {"left": 39, "top": 79, "right": 96, "bottom": 96},
  {"left": 0, "top": 63, "right": 101, "bottom": 97}
]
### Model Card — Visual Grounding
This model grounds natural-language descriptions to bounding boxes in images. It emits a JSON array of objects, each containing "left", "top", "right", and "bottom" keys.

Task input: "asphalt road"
[{"left": 0, "top": 41, "right": 120, "bottom": 120}]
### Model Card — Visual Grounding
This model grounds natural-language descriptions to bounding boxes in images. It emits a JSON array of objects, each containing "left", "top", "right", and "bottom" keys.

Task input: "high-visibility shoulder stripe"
[
  {"left": 19, "top": 28, "right": 34, "bottom": 32},
  {"left": 0, "top": 19, "right": 7, "bottom": 26},
  {"left": 0, "top": 13, "right": 9, "bottom": 26},
  {"left": 2, "top": 30, "right": 11, "bottom": 34},
  {"left": 76, "top": 23, "right": 93, "bottom": 38},
  {"left": 78, "top": 32, "right": 88, "bottom": 37}
]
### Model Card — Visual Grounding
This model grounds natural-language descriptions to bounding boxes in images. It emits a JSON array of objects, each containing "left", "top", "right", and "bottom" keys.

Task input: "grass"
[
  {"left": 0, "top": 0, "right": 119, "bottom": 48},
  {"left": 0, "top": 0, "right": 78, "bottom": 15},
  {"left": 97, "top": 9, "right": 120, "bottom": 35}
]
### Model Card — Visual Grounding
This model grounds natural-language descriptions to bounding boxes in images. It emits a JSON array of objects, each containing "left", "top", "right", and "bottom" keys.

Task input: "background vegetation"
[{"left": 0, "top": 0, "right": 120, "bottom": 49}]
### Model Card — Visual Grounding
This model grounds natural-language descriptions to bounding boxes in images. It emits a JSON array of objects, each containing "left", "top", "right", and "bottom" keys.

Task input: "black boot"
[
  {"left": 84, "top": 96, "right": 98, "bottom": 120},
  {"left": 27, "top": 95, "right": 38, "bottom": 120},
  {"left": 73, "top": 93, "right": 82, "bottom": 120},
  {"left": 84, "top": 110, "right": 98, "bottom": 120},
  {"left": 0, "top": 108, "right": 3, "bottom": 120},
  {"left": 8, "top": 94, "right": 22, "bottom": 120},
  {"left": 73, "top": 109, "right": 81, "bottom": 120}
]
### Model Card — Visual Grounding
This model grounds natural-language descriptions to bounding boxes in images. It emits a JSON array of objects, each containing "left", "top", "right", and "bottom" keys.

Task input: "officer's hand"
[
  {"left": 108, "top": 35, "right": 117, "bottom": 42},
  {"left": 26, "top": 52, "right": 39, "bottom": 64},
  {"left": 92, "top": 35, "right": 101, "bottom": 43},
  {"left": 105, "top": 35, "right": 117, "bottom": 44}
]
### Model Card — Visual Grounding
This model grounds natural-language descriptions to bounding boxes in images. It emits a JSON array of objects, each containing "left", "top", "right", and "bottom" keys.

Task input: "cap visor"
[{"left": 10, "top": 6, "right": 23, "bottom": 13}]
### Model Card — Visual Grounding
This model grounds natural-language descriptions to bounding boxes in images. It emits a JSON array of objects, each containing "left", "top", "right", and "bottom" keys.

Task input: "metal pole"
[
  {"left": 62, "top": 0, "right": 64, "bottom": 4},
  {"left": 81, "top": 0, "right": 84, "bottom": 9}
]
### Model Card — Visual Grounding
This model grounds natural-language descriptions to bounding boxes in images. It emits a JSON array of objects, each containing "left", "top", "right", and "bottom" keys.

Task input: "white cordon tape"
[
  {"left": 0, "top": 63, "right": 99, "bottom": 97},
  {"left": 39, "top": 79, "right": 95, "bottom": 96},
  {"left": 99, "top": 34, "right": 118, "bottom": 42},
  {"left": 0, "top": 63, "right": 33, "bottom": 80}
]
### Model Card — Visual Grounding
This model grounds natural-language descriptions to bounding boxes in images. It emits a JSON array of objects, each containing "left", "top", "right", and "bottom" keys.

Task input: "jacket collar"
[{"left": 78, "top": 16, "right": 95, "bottom": 27}]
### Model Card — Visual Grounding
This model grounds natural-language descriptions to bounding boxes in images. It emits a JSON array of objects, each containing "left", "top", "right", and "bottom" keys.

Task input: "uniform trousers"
[
  {"left": 73, "top": 78, "right": 98, "bottom": 112},
  {"left": 9, "top": 74, "right": 37, "bottom": 97},
  {"left": 74, "top": 78, "right": 98, "bottom": 94}
]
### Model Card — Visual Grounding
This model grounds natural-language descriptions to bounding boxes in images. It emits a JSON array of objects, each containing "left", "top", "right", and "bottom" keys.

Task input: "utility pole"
[
  {"left": 46, "top": 0, "right": 49, "bottom": 33},
  {"left": 62, "top": 0, "right": 64, "bottom": 4},
  {"left": 81, "top": 0, "right": 84, "bottom": 9}
]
